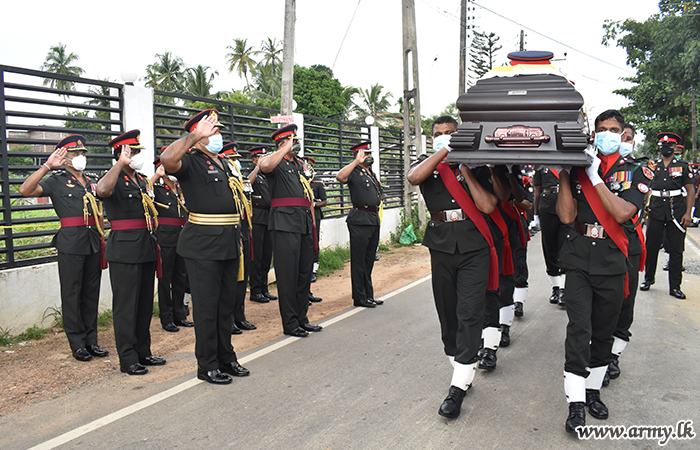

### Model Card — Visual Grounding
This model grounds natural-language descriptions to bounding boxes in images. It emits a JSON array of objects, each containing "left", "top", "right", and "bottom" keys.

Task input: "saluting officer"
[
  {"left": 160, "top": 110, "right": 250, "bottom": 384},
  {"left": 151, "top": 155, "right": 193, "bottom": 333},
  {"left": 260, "top": 124, "right": 322, "bottom": 337},
  {"left": 640, "top": 132, "right": 694, "bottom": 299},
  {"left": 407, "top": 115, "right": 499, "bottom": 419},
  {"left": 336, "top": 141, "right": 384, "bottom": 308},
  {"left": 221, "top": 142, "right": 257, "bottom": 334},
  {"left": 97, "top": 130, "right": 166, "bottom": 376},
  {"left": 556, "top": 110, "right": 651, "bottom": 433},
  {"left": 247, "top": 146, "right": 277, "bottom": 303},
  {"left": 19, "top": 135, "right": 109, "bottom": 362}
]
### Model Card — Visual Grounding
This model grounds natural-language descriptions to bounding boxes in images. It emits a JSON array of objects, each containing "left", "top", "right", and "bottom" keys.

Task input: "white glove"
[
  {"left": 433, "top": 134, "right": 452, "bottom": 152},
  {"left": 583, "top": 147, "right": 603, "bottom": 186},
  {"left": 530, "top": 215, "right": 540, "bottom": 228}
]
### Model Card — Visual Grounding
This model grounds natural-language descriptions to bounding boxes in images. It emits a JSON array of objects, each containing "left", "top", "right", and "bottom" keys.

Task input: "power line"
[{"left": 332, "top": 0, "right": 362, "bottom": 71}]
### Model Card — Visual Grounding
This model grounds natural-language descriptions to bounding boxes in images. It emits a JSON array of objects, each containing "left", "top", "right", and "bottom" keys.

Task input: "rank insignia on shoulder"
[
  {"left": 637, "top": 183, "right": 649, "bottom": 194},
  {"left": 643, "top": 167, "right": 654, "bottom": 179},
  {"left": 648, "top": 161, "right": 656, "bottom": 171}
]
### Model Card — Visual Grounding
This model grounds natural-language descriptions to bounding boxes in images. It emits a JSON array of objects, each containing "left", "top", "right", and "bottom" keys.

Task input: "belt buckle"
[
  {"left": 587, "top": 224, "right": 604, "bottom": 239},
  {"left": 446, "top": 209, "right": 462, "bottom": 222},
  {"left": 662, "top": 191, "right": 670, "bottom": 198}
]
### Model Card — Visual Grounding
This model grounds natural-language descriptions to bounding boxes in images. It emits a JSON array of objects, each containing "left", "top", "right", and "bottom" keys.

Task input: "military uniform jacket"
[
  {"left": 266, "top": 156, "right": 313, "bottom": 234},
  {"left": 99, "top": 170, "right": 158, "bottom": 263},
  {"left": 346, "top": 165, "right": 382, "bottom": 226},
  {"left": 311, "top": 180, "right": 327, "bottom": 220},
  {"left": 533, "top": 168, "right": 560, "bottom": 214},
  {"left": 153, "top": 182, "right": 187, "bottom": 248},
  {"left": 38, "top": 171, "right": 101, "bottom": 255},
  {"left": 418, "top": 158, "right": 491, "bottom": 255},
  {"left": 647, "top": 158, "right": 694, "bottom": 222},
  {"left": 250, "top": 170, "right": 271, "bottom": 226},
  {"left": 560, "top": 156, "right": 651, "bottom": 275},
  {"left": 171, "top": 149, "right": 241, "bottom": 260}
]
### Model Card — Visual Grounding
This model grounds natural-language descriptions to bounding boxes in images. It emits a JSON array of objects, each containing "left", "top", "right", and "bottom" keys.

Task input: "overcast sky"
[{"left": 0, "top": 0, "right": 660, "bottom": 121}]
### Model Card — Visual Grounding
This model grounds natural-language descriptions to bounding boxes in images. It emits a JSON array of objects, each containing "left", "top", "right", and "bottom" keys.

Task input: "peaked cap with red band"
[
  {"left": 301, "top": 155, "right": 316, "bottom": 164},
  {"left": 56, "top": 134, "right": 88, "bottom": 151},
  {"left": 657, "top": 132, "right": 682, "bottom": 145},
  {"left": 185, "top": 109, "right": 224, "bottom": 133},
  {"left": 221, "top": 142, "right": 241, "bottom": 158},
  {"left": 271, "top": 124, "right": 297, "bottom": 141},
  {"left": 153, "top": 157, "right": 162, "bottom": 168},
  {"left": 108, "top": 129, "right": 145, "bottom": 150},
  {"left": 249, "top": 146, "right": 268, "bottom": 156},
  {"left": 350, "top": 141, "right": 372, "bottom": 153},
  {"left": 507, "top": 50, "right": 554, "bottom": 66}
]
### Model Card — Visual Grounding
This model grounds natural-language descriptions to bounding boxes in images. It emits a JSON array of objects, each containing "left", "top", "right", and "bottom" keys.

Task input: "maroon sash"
[
  {"left": 489, "top": 208, "right": 515, "bottom": 276},
  {"left": 108, "top": 218, "right": 162, "bottom": 278},
  {"left": 501, "top": 201, "right": 527, "bottom": 248},
  {"left": 271, "top": 197, "right": 318, "bottom": 252}
]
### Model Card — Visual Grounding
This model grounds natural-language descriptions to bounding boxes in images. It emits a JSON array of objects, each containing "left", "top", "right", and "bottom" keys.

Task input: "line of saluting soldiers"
[
  {"left": 19, "top": 108, "right": 383, "bottom": 384},
  {"left": 19, "top": 107, "right": 688, "bottom": 434}
]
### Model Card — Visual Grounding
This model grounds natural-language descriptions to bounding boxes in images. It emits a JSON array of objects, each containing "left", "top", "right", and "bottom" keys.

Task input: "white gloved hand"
[
  {"left": 583, "top": 147, "right": 603, "bottom": 186},
  {"left": 530, "top": 215, "right": 540, "bottom": 228},
  {"left": 433, "top": 134, "right": 453, "bottom": 152}
]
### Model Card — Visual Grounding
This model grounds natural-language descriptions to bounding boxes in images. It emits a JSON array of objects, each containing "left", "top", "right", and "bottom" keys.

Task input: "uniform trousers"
[
  {"left": 540, "top": 211, "right": 564, "bottom": 276},
  {"left": 347, "top": 223, "right": 380, "bottom": 302},
  {"left": 513, "top": 245, "right": 529, "bottom": 289},
  {"left": 273, "top": 230, "right": 313, "bottom": 332},
  {"left": 313, "top": 217, "right": 322, "bottom": 265},
  {"left": 614, "top": 254, "right": 640, "bottom": 342},
  {"left": 430, "top": 246, "right": 488, "bottom": 364},
  {"left": 564, "top": 269, "right": 625, "bottom": 376},
  {"left": 644, "top": 218, "right": 685, "bottom": 289},
  {"left": 250, "top": 223, "right": 273, "bottom": 296},
  {"left": 184, "top": 258, "right": 238, "bottom": 371},
  {"left": 157, "top": 246, "right": 188, "bottom": 325},
  {"left": 234, "top": 230, "right": 251, "bottom": 323},
  {"left": 485, "top": 274, "right": 514, "bottom": 328},
  {"left": 57, "top": 251, "right": 101, "bottom": 352},
  {"left": 109, "top": 261, "right": 155, "bottom": 370}
]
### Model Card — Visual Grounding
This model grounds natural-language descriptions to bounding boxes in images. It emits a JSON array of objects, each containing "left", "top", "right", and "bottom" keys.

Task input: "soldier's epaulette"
[
  {"left": 84, "top": 172, "right": 99, "bottom": 179},
  {"left": 410, "top": 154, "right": 429, "bottom": 167},
  {"left": 647, "top": 160, "right": 656, "bottom": 171}
]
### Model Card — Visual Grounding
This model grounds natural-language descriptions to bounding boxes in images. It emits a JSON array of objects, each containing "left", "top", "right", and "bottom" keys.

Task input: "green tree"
[
  {"left": 185, "top": 65, "right": 219, "bottom": 99},
  {"left": 249, "top": 62, "right": 282, "bottom": 103},
  {"left": 338, "top": 86, "right": 361, "bottom": 121},
  {"left": 145, "top": 51, "right": 187, "bottom": 92},
  {"left": 422, "top": 103, "right": 459, "bottom": 138},
  {"left": 226, "top": 38, "right": 258, "bottom": 89},
  {"left": 40, "top": 43, "right": 85, "bottom": 92},
  {"left": 603, "top": 2, "right": 700, "bottom": 155},
  {"left": 354, "top": 83, "right": 395, "bottom": 127},
  {"left": 293, "top": 65, "right": 346, "bottom": 118},
  {"left": 469, "top": 31, "right": 502, "bottom": 82},
  {"left": 259, "top": 37, "right": 283, "bottom": 73}
]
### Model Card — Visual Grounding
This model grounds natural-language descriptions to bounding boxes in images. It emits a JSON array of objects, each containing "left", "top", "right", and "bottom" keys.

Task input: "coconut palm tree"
[
  {"left": 40, "top": 43, "right": 84, "bottom": 92},
  {"left": 338, "top": 86, "right": 360, "bottom": 121},
  {"left": 259, "top": 37, "right": 283, "bottom": 73},
  {"left": 146, "top": 51, "right": 187, "bottom": 92},
  {"left": 185, "top": 65, "right": 219, "bottom": 99},
  {"left": 226, "top": 38, "right": 257, "bottom": 89},
  {"left": 354, "top": 83, "right": 394, "bottom": 127}
]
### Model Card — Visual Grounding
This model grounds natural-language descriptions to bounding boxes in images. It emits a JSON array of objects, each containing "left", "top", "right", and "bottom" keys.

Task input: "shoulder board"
[{"left": 647, "top": 160, "right": 656, "bottom": 171}]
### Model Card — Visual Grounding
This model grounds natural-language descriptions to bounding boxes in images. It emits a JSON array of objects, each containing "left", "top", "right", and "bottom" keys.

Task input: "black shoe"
[
  {"left": 565, "top": 402, "right": 586, "bottom": 433},
  {"left": 663, "top": 262, "right": 669, "bottom": 271},
  {"left": 263, "top": 292, "right": 278, "bottom": 301},
  {"left": 140, "top": 355, "right": 166, "bottom": 366},
  {"left": 608, "top": 355, "right": 620, "bottom": 379},
  {"left": 354, "top": 298, "right": 376, "bottom": 308},
  {"left": 558, "top": 289, "right": 566, "bottom": 307},
  {"left": 184, "top": 304, "right": 190, "bottom": 316},
  {"left": 500, "top": 325, "right": 511, "bottom": 347},
  {"left": 586, "top": 389, "right": 608, "bottom": 419},
  {"left": 670, "top": 288, "right": 686, "bottom": 299},
  {"left": 640, "top": 280, "right": 654, "bottom": 291},
  {"left": 375, "top": 254, "right": 379, "bottom": 261},
  {"left": 438, "top": 385, "right": 467, "bottom": 419},
  {"left": 174, "top": 319, "right": 194, "bottom": 327},
  {"left": 514, "top": 302, "right": 523, "bottom": 317},
  {"left": 197, "top": 368, "right": 232, "bottom": 384},
  {"left": 602, "top": 370, "right": 610, "bottom": 387},
  {"left": 368, "top": 297, "right": 384, "bottom": 305},
  {"left": 301, "top": 323, "right": 323, "bottom": 332},
  {"left": 231, "top": 323, "right": 242, "bottom": 335},
  {"left": 309, "top": 293, "right": 323, "bottom": 303},
  {"left": 310, "top": 273, "right": 317, "bottom": 283},
  {"left": 162, "top": 322, "right": 180, "bottom": 332},
  {"left": 235, "top": 320, "right": 257, "bottom": 331},
  {"left": 284, "top": 327, "right": 309, "bottom": 338},
  {"left": 219, "top": 361, "right": 250, "bottom": 377},
  {"left": 478, "top": 348, "right": 497, "bottom": 370},
  {"left": 121, "top": 363, "right": 148, "bottom": 375},
  {"left": 250, "top": 293, "right": 269, "bottom": 303},
  {"left": 72, "top": 347, "right": 92, "bottom": 362},
  {"left": 549, "top": 287, "right": 561, "bottom": 304},
  {"left": 87, "top": 344, "right": 109, "bottom": 357}
]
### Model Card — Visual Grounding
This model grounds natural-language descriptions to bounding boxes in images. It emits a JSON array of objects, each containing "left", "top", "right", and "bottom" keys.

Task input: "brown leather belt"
[
  {"left": 542, "top": 187, "right": 559, "bottom": 194},
  {"left": 430, "top": 210, "right": 467, "bottom": 222},
  {"left": 353, "top": 204, "right": 378, "bottom": 213},
  {"left": 573, "top": 222, "right": 606, "bottom": 239}
]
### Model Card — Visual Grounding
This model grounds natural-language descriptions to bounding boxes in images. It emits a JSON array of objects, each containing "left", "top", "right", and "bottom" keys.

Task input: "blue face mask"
[
  {"left": 594, "top": 131, "right": 621, "bottom": 156},
  {"left": 205, "top": 134, "right": 223, "bottom": 154},
  {"left": 619, "top": 141, "right": 633, "bottom": 158}
]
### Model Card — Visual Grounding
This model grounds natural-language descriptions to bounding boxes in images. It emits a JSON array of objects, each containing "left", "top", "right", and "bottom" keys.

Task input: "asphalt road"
[{"left": 1, "top": 232, "right": 699, "bottom": 450}]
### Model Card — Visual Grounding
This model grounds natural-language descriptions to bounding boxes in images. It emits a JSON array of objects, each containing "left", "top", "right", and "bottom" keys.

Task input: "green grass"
[
  {"left": 0, "top": 327, "right": 12, "bottom": 346},
  {"left": 97, "top": 310, "right": 113, "bottom": 329},
  {"left": 317, "top": 245, "right": 351, "bottom": 277},
  {"left": 42, "top": 305, "right": 63, "bottom": 328},
  {"left": 15, "top": 325, "right": 46, "bottom": 342},
  {"left": 0, "top": 206, "right": 60, "bottom": 262}
]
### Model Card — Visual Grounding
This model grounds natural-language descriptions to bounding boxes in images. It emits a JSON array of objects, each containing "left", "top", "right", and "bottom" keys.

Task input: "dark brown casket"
[{"left": 445, "top": 51, "right": 591, "bottom": 166}]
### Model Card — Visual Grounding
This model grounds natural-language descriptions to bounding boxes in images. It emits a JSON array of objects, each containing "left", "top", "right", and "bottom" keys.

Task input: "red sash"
[
  {"left": 633, "top": 214, "right": 646, "bottom": 273},
  {"left": 108, "top": 218, "right": 162, "bottom": 278},
  {"left": 489, "top": 208, "right": 515, "bottom": 276},
  {"left": 157, "top": 217, "right": 187, "bottom": 227},
  {"left": 501, "top": 201, "right": 527, "bottom": 247},
  {"left": 271, "top": 197, "right": 317, "bottom": 252},
  {"left": 550, "top": 169, "right": 559, "bottom": 179},
  {"left": 436, "top": 163, "right": 499, "bottom": 290},
  {"left": 60, "top": 216, "right": 97, "bottom": 227},
  {"left": 576, "top": 168, "right": 630, "bottom": 297}
]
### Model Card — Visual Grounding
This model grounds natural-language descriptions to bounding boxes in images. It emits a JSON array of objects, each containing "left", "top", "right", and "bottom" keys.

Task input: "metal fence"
[{"left": 0, "top": 65, "right": 123, "bottom": 269}]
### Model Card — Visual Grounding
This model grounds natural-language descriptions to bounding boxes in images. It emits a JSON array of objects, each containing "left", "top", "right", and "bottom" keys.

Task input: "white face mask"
[
  {"left": 69, "top": 155, "right": 87, "bottom": 171},
  {"left": 129, "top": 152, "right": 145, "bottom": 171},
  {"left": 168, "top": 175, "right": 178, "bottom": 182}
]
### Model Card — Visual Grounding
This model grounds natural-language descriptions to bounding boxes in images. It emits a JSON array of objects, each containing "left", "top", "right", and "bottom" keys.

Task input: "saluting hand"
[
  {"left": 355, "top": 148, "right": 366, "bottom": 163},
  {"left": 194, "top": 114, "right": 218, "bottom": 138},
  {"left": 46, "top": 148, "right": 67, "bottom": 169},
  {"left": 155, "top": 164, "right": 166, "bottom": 178},
  {"left": 118, "top": 145, "right": 132, "bottom": 167}
]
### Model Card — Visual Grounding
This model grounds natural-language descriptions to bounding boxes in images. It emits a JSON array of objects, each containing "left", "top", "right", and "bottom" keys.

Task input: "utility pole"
[
  {"left": 402, "top": 0, "right": 424, "bottom": 224},
  {"left": 280, "top": 0, "right": 296, "bottom": 117},
  {"left": 519, "top": 29, "right": 525, "bottom": 51},
  {"left": 692, "top": 86, "right": 697, "bottom": 163},
  {"left": 458, "top": 0, "right": 467, "bottom": 96}
]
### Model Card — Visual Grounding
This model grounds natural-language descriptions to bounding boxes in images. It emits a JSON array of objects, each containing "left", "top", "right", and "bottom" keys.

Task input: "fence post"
[
  {"left": 294, "top": 112, "right": 305, "bottom": 156},
  {"left": 370, "top": 125, "right": 380, "bottom": 175},
  {"left": 122, "top": 85, "right": 155, "bottom": 176}
]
